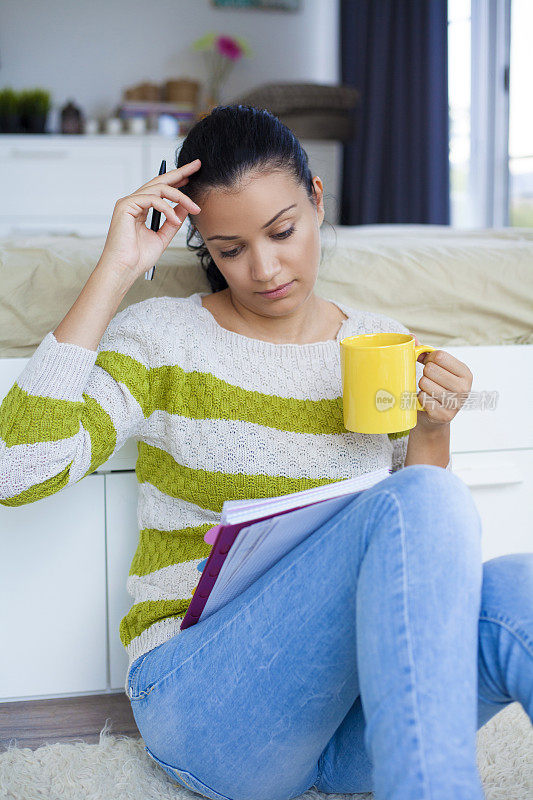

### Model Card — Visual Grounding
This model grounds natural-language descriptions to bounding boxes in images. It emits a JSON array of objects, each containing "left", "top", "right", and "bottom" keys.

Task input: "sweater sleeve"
[{"left": 0, "top": 303, "right": 151, "bottom": 507}]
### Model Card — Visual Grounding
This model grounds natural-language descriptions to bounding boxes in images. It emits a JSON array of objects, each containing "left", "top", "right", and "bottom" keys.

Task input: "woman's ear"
[{"left": 311, "top": 176, "right": 325, "bottom": 224}]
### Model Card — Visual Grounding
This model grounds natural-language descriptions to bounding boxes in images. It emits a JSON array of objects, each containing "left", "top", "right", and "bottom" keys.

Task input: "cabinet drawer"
[
  {"left": 0, "top": 136, "right": 144, "bottom": 235},
  {"left": 452, "top": 449, "right": 533, "bottom": 561},
  {"left": 105, "top": 472, "right": 141, "bottom": 690},
  {"left": 96, "top": 438, "right": 138, "bottom": 472},
  {"left": 0, "top": 475, "right": 107, "bottom": 700},
  {"left": 444, "top": 345, "right": 533, "bottom": 452}
]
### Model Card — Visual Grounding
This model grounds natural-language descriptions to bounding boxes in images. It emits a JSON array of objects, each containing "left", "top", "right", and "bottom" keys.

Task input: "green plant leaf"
[{"left": 192, "top": 32, "right": 216, "bottom": 51}]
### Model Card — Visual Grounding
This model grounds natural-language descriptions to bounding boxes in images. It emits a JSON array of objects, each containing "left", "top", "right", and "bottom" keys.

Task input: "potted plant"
[
  {"left": 0, "top": 88, "right": 21, "bottom": 133},
  {"left": 192, "top": 32, "right": 253, "bottom": 112},
  {"left": 19, "top": 88, "right": 51, "bottom": 134}
]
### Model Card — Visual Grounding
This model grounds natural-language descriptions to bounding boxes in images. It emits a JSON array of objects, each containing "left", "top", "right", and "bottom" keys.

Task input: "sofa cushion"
[
  {"left": 0, "top": 224, "right": 531, "bottom": 357},
  {"left": 319, "top": 224, "right": 533, "bottom": 348}
]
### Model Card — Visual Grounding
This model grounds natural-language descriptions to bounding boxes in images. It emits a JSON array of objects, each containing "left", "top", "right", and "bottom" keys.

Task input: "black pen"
[{"left": 145, "top": 159, "right": 167, "bottom": 280}]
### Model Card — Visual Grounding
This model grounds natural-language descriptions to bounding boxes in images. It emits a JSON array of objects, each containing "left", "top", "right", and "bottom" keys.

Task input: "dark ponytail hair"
[{"left": 175, "top": 104, "right": 330, "bottom": 293}]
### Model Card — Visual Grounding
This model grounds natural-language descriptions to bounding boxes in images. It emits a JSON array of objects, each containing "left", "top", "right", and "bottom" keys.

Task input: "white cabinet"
[
  {"left": 0, "top": 475, "right": 107, "bottom": 700},
  {"left": 303, "top": 140, "right": 342, "bottom": 225},
  {"left": 445, "top": 345, "right": 533, "bottom": 452},
  {"left": 145, "top": 137, "right": 182, "bottom": 178},
  {"left": 104, "top": 472, "right": 141, "bottom": 691},
  {"left": 0, "top": 137, "right": 145, "bottom": 237},
  {"left": 444, "top": 344, "right": 533, "bottom": 560},
  {"left": 0, "top": 340, "right": 531, "bottom": 700},
  {"left": 0, "top": 134, "right": 342, "bottom": 237},
  {"left": 452, "top": 450, "right": 533, "bottom": 560}
]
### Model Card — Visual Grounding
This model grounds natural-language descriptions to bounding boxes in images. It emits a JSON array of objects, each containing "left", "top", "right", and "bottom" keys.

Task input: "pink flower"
[{"left": 216, "top": 36, "right": 242, "bottom": 61}]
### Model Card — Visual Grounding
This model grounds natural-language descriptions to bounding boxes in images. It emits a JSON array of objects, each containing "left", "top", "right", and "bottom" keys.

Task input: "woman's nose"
[{"left": 250, "top": 257, "right": 281, "bottom": 282}]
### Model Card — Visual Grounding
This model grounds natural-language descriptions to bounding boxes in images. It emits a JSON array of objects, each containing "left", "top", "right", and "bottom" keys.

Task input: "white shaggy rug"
[{"left": 0, "top": 702, "right": 531, "bottom": 800}]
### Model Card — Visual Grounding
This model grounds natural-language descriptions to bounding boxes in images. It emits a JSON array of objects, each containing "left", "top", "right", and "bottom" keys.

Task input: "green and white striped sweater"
[{"left": 0, "top": 291, "right": 448, "bottom": 695}]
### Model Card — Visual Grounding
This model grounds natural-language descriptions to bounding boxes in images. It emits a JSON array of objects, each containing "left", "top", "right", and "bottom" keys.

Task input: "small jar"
[
  {"left": 60, "top": 100, "right": 84, "bottom": 134},
  {"left": 104, "top": 117, "right": 123, "bottom": 135},
  {"left": 126, "top": 116, "right": 146, "bottom": 135},
  {"left": 84, "top": 118, "right": 99, "bottom": 135},
  {"left": 157, "top": 114, "right": 178, "bottom": 137}
]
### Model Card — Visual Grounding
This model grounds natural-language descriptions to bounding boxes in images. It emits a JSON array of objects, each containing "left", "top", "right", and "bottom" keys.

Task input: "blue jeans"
[{"left": 128, "top": 465, "right": 533, "bottom": 800}]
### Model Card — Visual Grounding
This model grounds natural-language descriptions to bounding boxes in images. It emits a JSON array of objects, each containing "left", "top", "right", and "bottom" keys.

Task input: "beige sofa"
[
  {"left": 0, "top": 224, "right": 532, "bottom": 357},
  {"left": 1, "top": 224, "right": 532, "bottom": 703}
]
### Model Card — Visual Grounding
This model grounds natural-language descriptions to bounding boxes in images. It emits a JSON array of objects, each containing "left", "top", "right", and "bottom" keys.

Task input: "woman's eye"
[
  {"left": 220, "top": 225, "right": 296, "bottom": 258},
  {"left": 273, "top": 225, "right": 296, "bottom": 240},
  {"left": 220, "top": 247, "right": 241, "bottom": 259}
]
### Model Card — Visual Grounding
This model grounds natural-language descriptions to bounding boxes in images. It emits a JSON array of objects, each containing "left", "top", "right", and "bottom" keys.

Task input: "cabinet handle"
[
  {"left": 454, "top": 461, "right": 523, "bottom": 487},
  {"left": 10, "top": 228, "right": 81, "bottom": 236},
  {"left": 10, "top": 149, "right": 68, "bottom": 159}
]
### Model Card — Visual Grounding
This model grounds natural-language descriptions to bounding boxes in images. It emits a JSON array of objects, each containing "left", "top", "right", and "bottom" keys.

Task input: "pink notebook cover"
[
  {"left": 180, "top": 465, "right": 392, "bottom": 630},
  {"left": 180, "top": 505, "right": 299, "bottom": 630}
]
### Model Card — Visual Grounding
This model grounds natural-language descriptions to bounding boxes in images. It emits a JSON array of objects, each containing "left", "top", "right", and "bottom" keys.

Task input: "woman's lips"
[{"left": 258, "top": 281, "right": 295, "bottom": 298}]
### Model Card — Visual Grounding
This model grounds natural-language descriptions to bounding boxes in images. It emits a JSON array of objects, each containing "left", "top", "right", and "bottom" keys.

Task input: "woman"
[{"left": 1, "top": 105, "right": 531, "bottom": 800}]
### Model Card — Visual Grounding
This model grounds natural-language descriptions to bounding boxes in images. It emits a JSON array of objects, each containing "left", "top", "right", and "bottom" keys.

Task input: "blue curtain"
[{"left": 340, "top": 0, "right": 450, "bottom": 225}]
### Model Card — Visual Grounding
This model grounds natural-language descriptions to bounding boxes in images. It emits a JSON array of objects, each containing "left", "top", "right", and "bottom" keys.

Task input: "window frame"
[{"left": 469, "top": 0, "right": 511, "bottom": 227}]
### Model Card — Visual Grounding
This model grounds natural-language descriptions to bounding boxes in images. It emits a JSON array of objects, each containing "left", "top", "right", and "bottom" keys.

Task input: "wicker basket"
[
  {"left": 123, "top": 82, "right": 161, "bottom": 102},
  {"left": 163, "top": 79, "right": 200, "bottom": 105},
  {"left": 228, "top": 82, "right": 360, "bottom": 141}
]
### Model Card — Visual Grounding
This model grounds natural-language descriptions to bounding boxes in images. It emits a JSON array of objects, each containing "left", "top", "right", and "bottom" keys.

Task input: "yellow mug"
[{"left": 340, "top": 332, "right": 436, "bottom": 434}]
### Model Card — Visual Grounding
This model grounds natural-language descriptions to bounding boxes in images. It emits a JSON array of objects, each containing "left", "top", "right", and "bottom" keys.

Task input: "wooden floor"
[{"left": 0, "top": 693, "right": 141, "bottom": 751}]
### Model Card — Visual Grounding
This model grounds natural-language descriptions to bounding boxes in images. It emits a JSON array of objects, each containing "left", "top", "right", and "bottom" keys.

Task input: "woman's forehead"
[
  {"left": 201, "top": 169, "right": 299, "bottom": 202},
  {"left": 194, "top": 176, "right": 303, "bottom": 229}
]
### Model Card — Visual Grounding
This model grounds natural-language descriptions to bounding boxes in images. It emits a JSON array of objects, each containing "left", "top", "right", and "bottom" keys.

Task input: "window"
[
  {"left": 509, "top": 0, "right": 533, "bottom": 226},
  {"left": 448, "top": 0, "right": 472, "bottom": 227},
  {"left": 448, "top": 0, "right": 531, "bottom": 228}
]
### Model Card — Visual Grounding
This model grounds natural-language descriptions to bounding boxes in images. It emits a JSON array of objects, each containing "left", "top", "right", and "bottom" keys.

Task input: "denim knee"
[
  {"left": 392, "top": 462, "right": 470, "bottom": 497},
  {"left": 387, "top": 464, "right": 482, "bottom": 536},
  {"left": 480, "top": 553, "right": 533, "bottom": 642},
  {"left": 478, "top": 554, "right": 533, "bottom": 720}
]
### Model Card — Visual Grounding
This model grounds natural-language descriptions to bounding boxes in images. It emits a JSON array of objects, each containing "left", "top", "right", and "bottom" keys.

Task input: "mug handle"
[{"left": 414, "top": 345, "right": 436, "bottom": 412}]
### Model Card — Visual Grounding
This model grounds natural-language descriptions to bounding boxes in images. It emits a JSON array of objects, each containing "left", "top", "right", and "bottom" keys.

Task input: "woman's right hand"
[{"left": 97, "top": 159, "right": 202, "bottom": 283}]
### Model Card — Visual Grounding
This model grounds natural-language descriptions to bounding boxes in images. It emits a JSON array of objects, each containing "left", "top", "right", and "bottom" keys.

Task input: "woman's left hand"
[{"left": 411, "top": 334, "right": 473, "bottom": 431}]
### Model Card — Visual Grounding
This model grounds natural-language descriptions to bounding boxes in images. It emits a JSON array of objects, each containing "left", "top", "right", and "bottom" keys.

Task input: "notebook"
[{"left": 180, "top": 465, "right": 392, "bottom": 630}]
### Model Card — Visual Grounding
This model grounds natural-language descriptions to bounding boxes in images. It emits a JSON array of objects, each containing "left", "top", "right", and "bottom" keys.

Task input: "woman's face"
[{"left": 190, "top": 169, "right": 325, "bottom": 312}]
